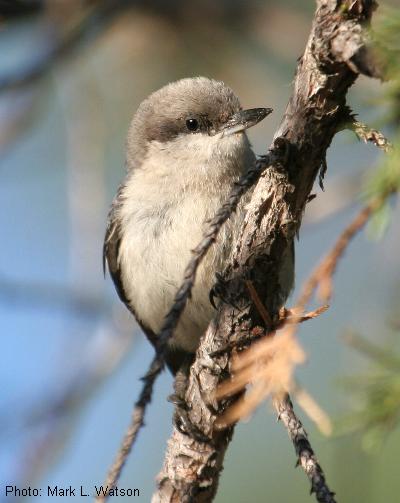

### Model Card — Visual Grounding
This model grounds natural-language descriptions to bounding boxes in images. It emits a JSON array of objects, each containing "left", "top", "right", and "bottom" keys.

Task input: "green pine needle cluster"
[{"left": 338, "top": 332, "right": 400, "bottom": 451}]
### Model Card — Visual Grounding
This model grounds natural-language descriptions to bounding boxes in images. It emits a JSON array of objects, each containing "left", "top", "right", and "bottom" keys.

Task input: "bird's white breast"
[{"left": 117, "top": 132, "right": 255, "bottom": 352}]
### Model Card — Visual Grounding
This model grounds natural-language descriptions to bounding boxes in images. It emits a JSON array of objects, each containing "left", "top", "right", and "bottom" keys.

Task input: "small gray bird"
[{"left": 103, "top": 77, "right": 275, "bottom": 374}]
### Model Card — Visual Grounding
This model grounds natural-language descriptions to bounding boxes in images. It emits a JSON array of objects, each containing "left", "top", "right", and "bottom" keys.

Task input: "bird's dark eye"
[{"left": 186, "top": 118, "right": 199, "bottom": 132}]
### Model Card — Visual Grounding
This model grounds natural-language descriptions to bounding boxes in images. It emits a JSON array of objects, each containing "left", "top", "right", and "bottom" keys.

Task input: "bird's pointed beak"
[{"left": 221, "top": 107, "right": 273, "bottom": 136}]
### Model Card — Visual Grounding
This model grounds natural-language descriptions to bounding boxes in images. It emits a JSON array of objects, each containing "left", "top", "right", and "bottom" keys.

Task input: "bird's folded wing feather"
[
  {"left": 103, "top": 190, "right": 191, "bottom": 374},
  {"left": 103, "top": 196, "right": 158, "bottom": 348}
]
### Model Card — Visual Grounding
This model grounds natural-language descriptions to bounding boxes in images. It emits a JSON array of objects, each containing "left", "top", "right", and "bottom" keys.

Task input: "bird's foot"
[
  {"left": 168, "top": 394, "right": 212, "bottom": 444},
  {"left": 168, "top": 357, "right": 213, "bottom": 444},
  {"left": 209, "top": 272, "right": 241, "bottom": 310},
  {"left": 173, "top": 406, "right": 212, "bottom": 444}
]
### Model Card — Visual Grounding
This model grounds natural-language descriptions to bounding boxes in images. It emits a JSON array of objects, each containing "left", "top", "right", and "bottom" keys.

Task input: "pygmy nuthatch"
[{"left": 103, "top": 77, "right": 289, "bottom": 374}]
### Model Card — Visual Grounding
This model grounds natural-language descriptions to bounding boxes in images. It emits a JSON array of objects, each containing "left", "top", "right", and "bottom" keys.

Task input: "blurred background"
[{"left": 1, "top": 0, "right": 400, "bottom": 501}]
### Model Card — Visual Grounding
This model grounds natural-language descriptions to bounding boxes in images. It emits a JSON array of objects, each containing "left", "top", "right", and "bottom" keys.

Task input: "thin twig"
[
  {"left": 245, "top": 279, "right": 273, "bottom": 327},
  {"left": 274, "top": 394, "right": 337, "bottom": 503},
  {"left": 95, "top": 355, "right": 163, "bottom": 503},
  {"left": 352, "top": 121, "right": 392, "bottom": 153},
  {"left": 278, "top": 305, "right": 330, "bottom": 326},
  {"left": 156, "top": 156, "right": 269, "bottom": 354},
  {"left": 298, "top": 193, "right": 394, "bottom": 307}
]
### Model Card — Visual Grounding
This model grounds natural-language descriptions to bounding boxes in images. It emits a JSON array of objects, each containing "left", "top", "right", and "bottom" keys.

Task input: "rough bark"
[{"left": 153, "top": 1, "right": 378, "bottom": 502}]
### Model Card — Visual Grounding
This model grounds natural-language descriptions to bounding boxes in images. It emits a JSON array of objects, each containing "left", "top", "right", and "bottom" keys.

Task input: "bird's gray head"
[{"left": 126, "top": 77, "right": 271, "bottom": 175}]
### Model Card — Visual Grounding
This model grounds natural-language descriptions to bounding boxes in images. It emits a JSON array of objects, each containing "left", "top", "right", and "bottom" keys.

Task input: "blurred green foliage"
[
  {"left": 338, "top": 331, "right": 400, "bottom": 451},
  {"left": 340, "top": 7, "right": 400, "bottom": 452}
]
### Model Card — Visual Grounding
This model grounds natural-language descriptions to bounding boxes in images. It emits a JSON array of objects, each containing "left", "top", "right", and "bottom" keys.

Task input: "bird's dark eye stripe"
[{"left": 186, "top": 118, "right": 199, "bottom": 131}]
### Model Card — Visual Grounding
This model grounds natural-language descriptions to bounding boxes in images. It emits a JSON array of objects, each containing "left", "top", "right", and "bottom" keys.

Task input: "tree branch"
[
  {"left": 153, "top": 1, "right": 379, "bottom": 501},
  {"left": 274, "top": 394, "right": 336, "bottom": 503}
]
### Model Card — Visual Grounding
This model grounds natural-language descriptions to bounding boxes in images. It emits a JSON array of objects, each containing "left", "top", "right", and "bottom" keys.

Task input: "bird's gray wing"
[
  {"left": 103, "top": 192, "right": 158, "bottom": 348},
  {"left": 103, "top": 189, "right": 190, "bottom": 374},
  {"left": 103, "top": 210, "right": 128, "bottom": 305}
]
